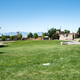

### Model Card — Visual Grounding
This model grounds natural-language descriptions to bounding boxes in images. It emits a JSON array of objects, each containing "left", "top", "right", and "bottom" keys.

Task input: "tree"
[
  {"left": 19, "top": 34, "right": 22, "bottom": 40},
  {"left": 2, "top": 35, "right": 6, "bottom": 41},
  {"left": 48, "top": 28, "right": 56, "bottom": 38},
  {"left": 14, "top": 35, "right": 19, "bottom": 40},
  {"left": 77, "top": 27, "right": 80, "bottom": 37},
  {"left": 10, "top": 36, "right": 14, "bottom": 40},
  {"left": 27, "top": 32, "right": 33, "bottom": 38},
  {"left": 41, "top": 34, "right": 44, "bottom": 38},
  {"left": 5, "top": 35, "right": 10, "bottom": 38},
  {"left": 64, "top": 30, "right": 70, "bottom": 33},
  {"left": 52, "top": 33, "right": 59, "bottom": 39},
  {"left": 56, "top": 29, "right": 61, "bottom": 31},
  {"left": 43, "top": 32, "right": 49, "bottom": 36},
  {"left": 34, "top": 33, "right": 38, "bottom": 39}
]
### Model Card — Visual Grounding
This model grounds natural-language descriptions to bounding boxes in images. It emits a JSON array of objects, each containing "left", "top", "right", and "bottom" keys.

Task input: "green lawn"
[{"left": 0, "top": 40, "right": 80, "bottom": 80}]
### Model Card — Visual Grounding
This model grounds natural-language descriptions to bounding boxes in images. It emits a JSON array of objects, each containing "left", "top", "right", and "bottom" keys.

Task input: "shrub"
[{"left": 78, "top": 40, "right": 80, "bottom": 42}]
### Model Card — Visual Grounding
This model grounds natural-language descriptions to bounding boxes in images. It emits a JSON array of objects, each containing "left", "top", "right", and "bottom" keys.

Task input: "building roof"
[
  {"left": 59, "top": 33, "right": 79, "bottom": 35},
  {"left": 59, "top": 31, "right": 64, "bottom": 34}
]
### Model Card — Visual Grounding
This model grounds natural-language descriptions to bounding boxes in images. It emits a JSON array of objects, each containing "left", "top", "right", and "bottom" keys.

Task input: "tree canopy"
[
  {"left": 77, "top": 27, "right": 80, "bottom": 34},
  {"left": 2, "top": 34, "right": 6, "bottom": 41},
  {"left": 77, "top": 27, "right": 80, "bottom": 37},
  {"left": 10, "top": 36, "right": 14, "bottom": 40},
  {"left": 27, "top": 32, "right": 33, "bottom": 38},
  {"left": 52, "top": 33, "right": 59, "bottom": 39},
  {"left": 64, "top": 30, "right": 70, "bottom": 33},
  {"left": 48, "top": 28, "right": 56, "bottom": 38},
  {"left": 41, "top": 34, "right": 44, "bottom": 38},
  {"left": 19, "top": 34, "right": 22, "bottom": 40},
  {"left": 43, "top": 32, "right": 49, "bottom": 36},
  {"left": 34, "top": 33, "right": 38, "bottom": 39}
]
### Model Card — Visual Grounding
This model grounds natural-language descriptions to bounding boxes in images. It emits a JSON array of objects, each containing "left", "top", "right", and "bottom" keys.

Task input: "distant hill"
[{"left": 0, "top": 32, "right": 42, "bottom": 37}]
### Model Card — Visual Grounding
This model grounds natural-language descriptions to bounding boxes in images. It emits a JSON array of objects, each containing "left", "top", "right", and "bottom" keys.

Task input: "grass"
[
  {"left": 0, "top": 40, "right": 80, "bottom": 80},
  {"left": 76, "top": 37, "right": 80, "bottom": 39}
]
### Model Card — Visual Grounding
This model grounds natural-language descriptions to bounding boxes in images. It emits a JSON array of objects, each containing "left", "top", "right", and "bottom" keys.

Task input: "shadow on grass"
[
  {"left": 0, "top": 52, "right": 5, "bottom": 54},
  {"left": 0, "top": 45, "right": 9, "bottom": 48}
]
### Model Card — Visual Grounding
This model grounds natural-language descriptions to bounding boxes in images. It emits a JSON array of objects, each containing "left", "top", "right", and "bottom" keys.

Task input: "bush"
[{"left": 78, "top": 40, "right": 80, "bottom": 42}]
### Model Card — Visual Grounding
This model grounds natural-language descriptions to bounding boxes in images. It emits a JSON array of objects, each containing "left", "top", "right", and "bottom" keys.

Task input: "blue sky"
[{"left": 0, "top": 0, "right": 80, "bottom": 33}]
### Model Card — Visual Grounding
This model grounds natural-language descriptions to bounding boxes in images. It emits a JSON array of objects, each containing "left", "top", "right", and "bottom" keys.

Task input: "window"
[
  {"left": 64, "top": 34, "right": 68, "bottom": 37},
  {"left": 66, "top": 34, "right": 68, "bottom": 37}
]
